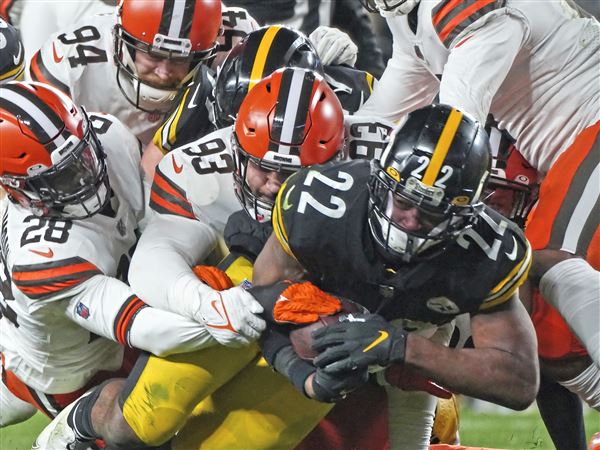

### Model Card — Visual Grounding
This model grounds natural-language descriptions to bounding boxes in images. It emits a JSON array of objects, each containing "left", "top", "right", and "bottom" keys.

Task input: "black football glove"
[
  {"left": 312, "top": 313, "right": 407, "bottom": 373},
  {"left": 311, "top": 366, "right": 369, "bottom": 403}
]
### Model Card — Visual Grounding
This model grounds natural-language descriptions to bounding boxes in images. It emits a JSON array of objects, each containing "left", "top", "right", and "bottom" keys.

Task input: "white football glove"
[
  {"left": 309, "top": 26, "right": 358, "bottom": 67},
  {"left": 198, "top": 286, "right": 266, "bottom": 347}
]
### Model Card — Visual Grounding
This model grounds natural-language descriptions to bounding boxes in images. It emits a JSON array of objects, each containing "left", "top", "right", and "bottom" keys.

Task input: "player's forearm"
[
  {"left": 357, "top": 48, "right": 437, "bottom": 121},
  {"left": 66, "top": 276, "right": 216, "bottom": 355},
  {"left": 128, "top": 307, "right": 215, "bottom": 356},
  {"left": 404, "top": 333, "right": 538, "bottom": 410},
  {"left": 129, "top": 215, "right": 218, "bottom": 319}
]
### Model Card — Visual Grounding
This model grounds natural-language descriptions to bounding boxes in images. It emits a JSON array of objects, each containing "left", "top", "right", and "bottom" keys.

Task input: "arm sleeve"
[
  {"left": 65, "top": 275, "right": 215, "bottom": 356},
  {"left": 357, "top": 30, "right": 438, "bottom": 121},
  {"left": 439, "top": 12, "right": 529, "bottom": 124},
  {"left": 128, "top": 212, "right": 219, "bottom": 320}
]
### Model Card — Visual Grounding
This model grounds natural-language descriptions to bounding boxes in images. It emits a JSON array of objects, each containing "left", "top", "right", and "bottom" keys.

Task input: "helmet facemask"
[
  {"left": 231, "top": 133, "right": 298, "bottom": 223},
  {"left": 368, "top": 159, "right": 485, "bottom": 264},
  {"left": 1, "top": 111, "right": 110, "bottom": 220},
  {"left": 483, "top": 176, "right": 537, "bottom": 228},
  {"left": 113, "top": 24, "right": 215, "bottom": 114}
]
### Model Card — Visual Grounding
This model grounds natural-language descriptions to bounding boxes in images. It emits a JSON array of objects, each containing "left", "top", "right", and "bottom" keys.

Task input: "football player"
[
  {"left": 34, "top": 67, "right": 354, "bottom": 450},
  {"left": 484, "top": 126, "right": 598, "bottom": 449},
  {"left": 0, "top": 17, "right": 24, "bottom": 82},
  {"left": 142, "top": 24, "right": 379, "bottom": 178},
  {"left": 28, "top": 0, "right": 258, "bottom": 145},
  {"left": 248, "top": 104, "right": 538, "bottom": 449},
  {"left": 358, "top": 0, "right": 600, "bottom": 369},
  {"left": 0, "top": 82, "right": 227, "bottom": 429}
]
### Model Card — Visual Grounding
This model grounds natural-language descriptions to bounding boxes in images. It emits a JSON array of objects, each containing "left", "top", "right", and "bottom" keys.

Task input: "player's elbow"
[{"left": 500, "top": 363, "right": 539, "bottom": 411}]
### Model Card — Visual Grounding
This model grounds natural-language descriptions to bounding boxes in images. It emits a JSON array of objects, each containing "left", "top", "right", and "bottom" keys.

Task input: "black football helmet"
[
  {"left": 214, "top": 25, "right": 323, "bottom": 128},
  {"left": 368, "top": 104, "right": 491, "bottom": 264},
  {"left": 0, "top": 18, "right": 24, "bottom": 82}
]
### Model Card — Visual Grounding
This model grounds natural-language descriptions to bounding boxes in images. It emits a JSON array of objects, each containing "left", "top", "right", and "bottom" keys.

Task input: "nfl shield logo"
[{"left": 76, "top": 302, "right": 90, "bottom": 319}]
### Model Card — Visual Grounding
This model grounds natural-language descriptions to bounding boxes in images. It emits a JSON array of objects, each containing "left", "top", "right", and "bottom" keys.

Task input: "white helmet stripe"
[
  {"left": 0, "top": 86, "right": 66, "bottom": 147},
  {"left": 277, "top": 69, "right": 307, "bottom": 155},
  {"left": 168, "top": 0, "right": 187, "bottom": 38}
]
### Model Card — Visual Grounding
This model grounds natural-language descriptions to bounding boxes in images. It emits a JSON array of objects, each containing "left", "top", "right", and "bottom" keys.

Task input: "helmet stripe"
[
  {"left": 249, "top": 26, "right": 281, "bottom": 90},
  {"left": 159, "top": 0, "right": 195, "bottom": 39},
  {"left": 270, "top": 69, "right": 314, "bottom": 155},
  {"left": 422, "top": 108, "right": 463, "bottom": 186},
  {"left": 0, "top": 84, "right": 66, "bottom": 150}
]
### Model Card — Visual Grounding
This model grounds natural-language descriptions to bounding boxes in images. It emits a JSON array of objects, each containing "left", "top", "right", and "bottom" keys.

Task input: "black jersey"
[
  {"left": 153, "top": 64, "right": 374, "bottom": 152},
  {"left": 323, "top": 65, "right": 374, "bottom": 115},
  {"left": 272, "top": 160, "right": 531, "bottom": 327},
  {"left": 152, "top": 64, "right": 216, "bottom": 154}
]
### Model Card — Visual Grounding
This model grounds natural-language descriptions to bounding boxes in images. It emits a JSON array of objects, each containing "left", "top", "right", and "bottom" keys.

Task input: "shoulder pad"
[
  {"left": 150, "top": 128, "right": 235, "bottom": 219},
  {"left": 431, "top": 0, "right": 506, "bottom": 48},
  {"left": 475, "top": 210, "right": 532, "bottom": 310}
]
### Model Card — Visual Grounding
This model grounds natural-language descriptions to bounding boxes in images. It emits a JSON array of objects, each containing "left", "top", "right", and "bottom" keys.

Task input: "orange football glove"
[
  {"left": 273, "top": 281, "right": 342, "bottom": 324},
  {"left": 192, "top": 265, "right": 234, "bottom": 291}
]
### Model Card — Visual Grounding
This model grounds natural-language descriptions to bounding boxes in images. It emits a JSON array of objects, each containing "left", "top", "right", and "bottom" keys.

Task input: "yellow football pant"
[
  {"left": 122, "top": 253, "right": 331, "bottom": 448},
  {"left": 173, "top": 357, "right": 332, "bottom": 450}
]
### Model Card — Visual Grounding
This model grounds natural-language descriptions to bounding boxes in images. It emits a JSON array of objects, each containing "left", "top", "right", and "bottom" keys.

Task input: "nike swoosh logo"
[
  {"left": 13, "top": 43, "right": 22, "bottom": 65},
  {"left": 505, "top": 236, "right": 518, "bottom": 261},
  {"left": 30, "top": 248, "right": 54, "bottom": 258},
  {"left": 362, "top": 330, "right": 389, "bottom": 353},
  {"left": 187, "top": 84, "right": 202, "bottom": 109},
  {"left": 282, "top": 185, "right": 295, "bottom": 211},
  {"left": 172, "top": 154, "right": 183, "bottom": 174},
  {"left": 52, "top": 41, "right": 63, "bottom": 63},
  {"left": 207, "top": 297, "right": 235, "bottom": 332}
]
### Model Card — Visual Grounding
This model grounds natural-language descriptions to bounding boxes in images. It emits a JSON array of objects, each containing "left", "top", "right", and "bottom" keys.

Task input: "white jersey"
[
  {"left": 30, "top": 7, "right": 258, "bottom": 145},
  {"left": 0, "top": 113, "right": 145, "bottom": 393},
  {"left": 359, "top": 0, "right": 600, "bottom": 174},
  {"left": 15, "top": 0, "right": 116, "bottom": 63},
  {"left": 129, "top": 116, "right": 393, "bottom": 316}
]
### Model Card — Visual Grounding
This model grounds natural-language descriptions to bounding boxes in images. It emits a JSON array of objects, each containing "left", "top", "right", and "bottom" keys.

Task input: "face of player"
[
  {"left": 134, "top": 51, "right": 190, "bottom": 89},
  {"left": 389, "top": 194, "right": 446, "bottom": 233},
  {"left": 245, "top": 160, "right": 289, "bottom": 203},
  {"left": 483, "top": 188, "right": 515, "bottom": 219}
]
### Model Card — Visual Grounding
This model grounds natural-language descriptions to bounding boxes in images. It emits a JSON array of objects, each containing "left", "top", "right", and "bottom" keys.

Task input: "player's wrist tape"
[
  {"left": 260, "top": 326, "right": 293, "bottom": 365},
  {"left": 389, "top": 331, "right": 407, "bottom": 365},
  {"left": 272, "top": 345, "right": 316, "bottom": 396},
  {"left": 311, "top": 376, "right": 343, "bottom": 403}
]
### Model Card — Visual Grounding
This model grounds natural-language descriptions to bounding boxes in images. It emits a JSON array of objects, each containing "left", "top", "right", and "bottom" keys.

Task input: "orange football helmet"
[
  {"left": 484, "top": 141, "right": 538, "bottom": 227},
  {"left": 0, "top": 82, "right": 109, "bottom": 219},
  {"left": 114, "top": 0, "right": 222, "bottom": 112},
  {"left": 233, "top": 67, "right": 345, "bottom": 221}
]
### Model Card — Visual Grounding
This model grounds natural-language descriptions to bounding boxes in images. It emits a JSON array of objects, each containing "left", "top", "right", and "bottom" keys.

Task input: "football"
[{"left": 289, "top": 298, "right": 368, "bottom": 363}]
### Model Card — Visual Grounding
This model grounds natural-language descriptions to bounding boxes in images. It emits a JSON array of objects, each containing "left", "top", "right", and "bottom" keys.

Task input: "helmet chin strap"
[
  {"left": 376, "top": 0, "right": 420, "bottom": 16},
  {"left": 61, "top": 182, "right": 109, "bottom": 219}
]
